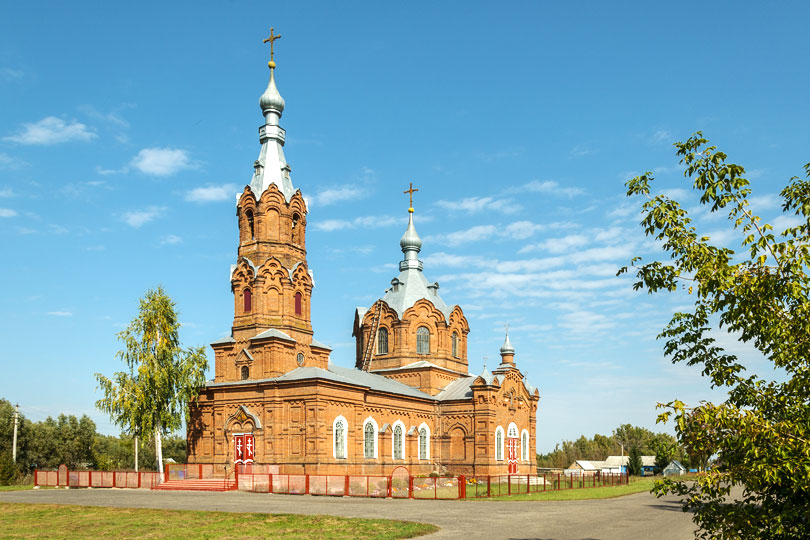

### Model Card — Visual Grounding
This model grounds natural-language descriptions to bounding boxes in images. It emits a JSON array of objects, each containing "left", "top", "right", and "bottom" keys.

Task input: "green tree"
[
  {"left": 653, "top": 440, "right": 674, "bottom": 475},
  {"left": 621, "top": 133, "right": 810, "bottom": 539},
  {"left": 27, "top": 414, "right": 97, "bottom": 469},
  {"left": 95, "top": 286, "right": 207, "bottom": 474},
  {"left": 627, "top": 446, "right": 642, "bottom": 476}
]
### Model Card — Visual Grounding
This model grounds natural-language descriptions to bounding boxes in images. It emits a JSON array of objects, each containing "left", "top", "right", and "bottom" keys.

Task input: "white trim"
[
  {"left": 507, "top": 422, "right": 519, "bottom": 439},
  {"left": 495, "top": 426, "right": 505, "bottom": 461},
  {"left": 363, "top": 416, "right": 379, "bottom": 459},
  {"left": 392, "top": 420, "right": 406, "bottom": 460},
  {"left": 520, "top": 429, "right": 530, "bottom": 462},
  {"left": 418, "top": 422, "right": 431, "bottom": 460},
  {"left": 332, "top": 415, "right": 348, "bottom": 459}
]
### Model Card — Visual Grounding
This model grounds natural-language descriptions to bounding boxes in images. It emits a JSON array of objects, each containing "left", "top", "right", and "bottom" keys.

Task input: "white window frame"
[
  {"left": 377, "top": 327, "right": 389, "bottom": 355},
  {"left": 495, "top": 426, "right": 505, "bottom": 461},
  {"left": 507, "top": 422, "right": 519, "bottom": 439},
  {"left": 392, "top": 420, "right": 405, "bottom": 460},
  {"left": 363, "top": 416, "right": 379, "bottom": 459},
  {"left": 416, "top": 326, "right": 430, "bottom": 354},
  {"left": 520, "top": 429, "right": 530, "bottom": 462},
  {"left": 418, "top": 422, "right": 431, "bottom": 460},
  {"left": 332, "top": 415, "right": 348, "bottom": 459}
]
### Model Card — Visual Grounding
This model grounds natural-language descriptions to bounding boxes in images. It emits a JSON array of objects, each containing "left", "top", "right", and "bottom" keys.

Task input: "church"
[{"left": 186, "top": 37, "right": 539, "bottom": 477}]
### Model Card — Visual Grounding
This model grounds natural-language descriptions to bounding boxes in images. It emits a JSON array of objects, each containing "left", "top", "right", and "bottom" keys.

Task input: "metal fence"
[{"left": 235, "top": 471, "right": 629, "bottom": 499}]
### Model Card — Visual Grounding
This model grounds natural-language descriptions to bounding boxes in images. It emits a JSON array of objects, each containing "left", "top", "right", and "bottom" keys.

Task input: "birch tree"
[{"left": 96, "top": 286, "right": 207, "bottom": 474}]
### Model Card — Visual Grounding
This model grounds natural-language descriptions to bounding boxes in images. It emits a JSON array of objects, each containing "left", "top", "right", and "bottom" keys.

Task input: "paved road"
[{"left": 0, "top": 488, "right": 696, "bottom": 540}]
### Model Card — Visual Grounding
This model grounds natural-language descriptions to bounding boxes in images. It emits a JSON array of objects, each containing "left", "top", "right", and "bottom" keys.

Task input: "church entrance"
[
  {"left": 507, "top": 424, "right": 519, "bottom": 474},
  {"left": 233, "top": 433, "right": 254, "bottom": 473}
]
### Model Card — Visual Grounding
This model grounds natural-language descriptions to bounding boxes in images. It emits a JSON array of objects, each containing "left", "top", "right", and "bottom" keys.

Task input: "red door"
[
  {"left": 507, "top": 438, "right": 518, "bottom": 474},
  {"left": 234, "top": 434, "right": 254, "bottom": 473}
]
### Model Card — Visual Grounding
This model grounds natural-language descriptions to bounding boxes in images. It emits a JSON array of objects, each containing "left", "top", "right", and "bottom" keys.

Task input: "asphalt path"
[{"left": 0, "top": 488, "right": 696, "bottom": 540}]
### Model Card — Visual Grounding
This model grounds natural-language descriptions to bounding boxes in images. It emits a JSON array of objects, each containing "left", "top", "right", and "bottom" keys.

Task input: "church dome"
[
  {"left": 259, "top": 68, "right": 285, "bottom": 113},
  {"left": 399, "top": 212, "right": 422, "bottom": 252},
  {"left": 500, "top": 331, "right": 515, "bottom": 355}
]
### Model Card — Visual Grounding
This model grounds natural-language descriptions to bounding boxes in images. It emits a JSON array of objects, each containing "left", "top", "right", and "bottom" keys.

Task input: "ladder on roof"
[{"left": 360, "top": 301, "right": 382, "bottom": 372}]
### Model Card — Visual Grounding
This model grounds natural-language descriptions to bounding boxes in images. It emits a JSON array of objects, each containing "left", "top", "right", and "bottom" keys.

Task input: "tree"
[
  {"left": 653, "top": 440, "right": 674, "bottom": 475},
  {"left": 95, "top": 286, "right": 208, "bottom": 474},
  {"left": 621, "top": 133, "right": 810, "bottom": 539},
  {"left": 627, "top": 446, "right": 642, "bottom": 476}
]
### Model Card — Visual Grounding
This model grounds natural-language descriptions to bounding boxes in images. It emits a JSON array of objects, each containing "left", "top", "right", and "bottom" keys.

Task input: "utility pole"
[
  {"left": 12, "top": 404, "right": 19, "bottom": 463},
  {"left": 134, "top": 435, "right": 139, "bottom": 473}
]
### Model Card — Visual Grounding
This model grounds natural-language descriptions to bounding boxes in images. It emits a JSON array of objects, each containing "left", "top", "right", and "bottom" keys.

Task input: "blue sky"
[{"left": 1, "top": 2, "right": 807, "bottom": 452}]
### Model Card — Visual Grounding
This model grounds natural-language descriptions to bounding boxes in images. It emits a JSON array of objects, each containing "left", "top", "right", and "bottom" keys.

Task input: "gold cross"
[
  {"left": 263, "top": 27, "right": 282, "bottom": 61},
  {"left": 404, "top": 182, "right": 419, "bottom": 210}
]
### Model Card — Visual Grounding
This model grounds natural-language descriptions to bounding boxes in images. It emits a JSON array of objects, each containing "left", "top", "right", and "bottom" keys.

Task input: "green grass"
[
  {"left": 0, "top": 503, "right": 438, "bottom": 540},
  {"left": 0, "top": 485, "right": 40, "bottom": 491},
  {"left": 479, "top": 476, "right": 657, "bottom": 501}
]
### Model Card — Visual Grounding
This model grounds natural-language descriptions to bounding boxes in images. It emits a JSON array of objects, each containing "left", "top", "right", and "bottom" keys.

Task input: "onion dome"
[
  {"left": 399, "top": 211, "right": 422, "bottom": 253},
  {"left": 259, "top": 67, "right": 285, "bottom": 114},
  {"left": 500, "top": 330, "right": 515, "bottom": 355}
]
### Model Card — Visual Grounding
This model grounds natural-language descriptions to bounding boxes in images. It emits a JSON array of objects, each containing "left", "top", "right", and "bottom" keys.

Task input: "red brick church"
[{"left": 186, "top": 44, "right": 539, "bottom": 477}]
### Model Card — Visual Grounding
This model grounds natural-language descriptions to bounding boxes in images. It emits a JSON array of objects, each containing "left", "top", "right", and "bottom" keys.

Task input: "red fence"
[
  {"left": 235, "top": 471, "right": 628, "bottom": 499},
  {"left": 165, "top": 463, "right": 216, "bottom": 481},
  {"left": 34, "top": 468, "right": 162, "bottom": 489}
]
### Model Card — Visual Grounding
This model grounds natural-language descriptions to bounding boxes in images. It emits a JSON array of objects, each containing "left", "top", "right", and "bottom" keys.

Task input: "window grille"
[
  {"left": 419, "top": 427, "right": 428, "bottom": 460},
  {"left": 377, "top": 327, "right": 388, "bottom": 355},
  {"left": 364, "top": 422, "right": 375, "bottom": 459},
  {"left": 522, "top": 431, "right": 529, "bottom": 461},
  {"left": 416, "top": 327, "right": 430, "bottom": 354},
  {"left": 393, "top": 425, "right": 403, "bottom": 459},
  {"left": 334, "top": 420, "right": 346, "bottom": 459}
]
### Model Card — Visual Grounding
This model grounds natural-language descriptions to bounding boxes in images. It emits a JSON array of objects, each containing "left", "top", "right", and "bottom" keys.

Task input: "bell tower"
[{"left": 213, "top": 30, "right": 330, "bottom": 382}]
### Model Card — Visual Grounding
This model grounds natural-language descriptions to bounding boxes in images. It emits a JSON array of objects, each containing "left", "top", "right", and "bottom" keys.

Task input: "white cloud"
[
  {"left": 607, "top": 202, "right": 637, "bottom": 219},
  {"left": 0, "top": 153, "right": 27, "bottom": 170},
  {"left": 309, "top": 185, "right": 367, "bottom": 207},
  {"left": 312, "top": 215, "right": 401, "bottom": 232},
  {"left": 78, "top": 105, "right": 130, "bottom": 128},
  {"left": 0, "top": 67, "right": 24, "bottom": 81},
  {"left": 531, "top": 234, "right": 590, "bottom": 254},
  {"left": 4, "top": 116, "right": 97, "bottom": 145},
  {"left": 651, "top": 130, "right": 672, "bottom": 143},
  {"left": 122, "top": 206, "right": 166, "bottom": 228},
  {"left": 423, "top": 252, "right": 489, "bottom": 268},
  {"left": 569, "top": 144, "right": 594, "bottom": 158},
  {"left": 159, "top": 234, "right": 182, "bottom": 245},
  {"left": 771, "top": 214, "right": 805, "bottom": 233},
  {"left": 559, "top": 310, "right": 616, "bottom": 333},
  {"left": 185, "top": 184, "right": 238, "bottom": 203},
  {"left": 517, "top": 180, "right": 585, "bottom": 197},
  {"left": 749, "top": 194, "right": 781, "bottom": 212},
  {"left": 0, "top": 188, "right": 13, "bottom": 197},
  {"left": 435, "top": 196, "right": 520, "bottom": 214},
  {"left": 502, "top": 221, "right": 543, "bottom": 239},
  {"left": 47, "top": 311, "right": 73, "bottom": 317},
  {"left": 0, "top": 208, "right": 17, "bottom": 218},
  {"left": 131, "top": 147, "right": 194, "bottom": 176}
]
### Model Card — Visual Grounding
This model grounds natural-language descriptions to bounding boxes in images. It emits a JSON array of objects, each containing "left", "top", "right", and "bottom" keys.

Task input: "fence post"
[
  {"left": 487, "top": 475, "right": 491, "bottom": 497},
  {"left": 113, "top": 471, "right": 117, "bottom": 488},
  {"left": 458, "top": 475, "right": 466, "bottom": 499},
  {"left": 345, "top": 475, "right": 350, "bottom": 497},
  {"left": 137, "top": 471, "right": 141, "bottom": 489},
  {"left": 508, "top": 474, "right": 511, "bottom": 495},
  {"left": 305, "top": 474, "right": 310, "bottom": 495},
  {"left": 34, "top": 470, "right": 38, "bottom": 487},
  {"left": 387, "top": 476, "right": 392, "bottom": 498},
  {"left": 408, "top": 475, "right": 414, "bottom": 499}
]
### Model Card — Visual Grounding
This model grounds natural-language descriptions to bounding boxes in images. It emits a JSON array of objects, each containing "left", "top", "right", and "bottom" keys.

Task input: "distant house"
[
  {"left": 602, "top": 455, "right": 656, "bottom": 475},
  {"left": 566, "top": 460, "right": 607, "bottom": 476},
  {"left": 663, "top": 460, "right": 687, "bottom": 476}
]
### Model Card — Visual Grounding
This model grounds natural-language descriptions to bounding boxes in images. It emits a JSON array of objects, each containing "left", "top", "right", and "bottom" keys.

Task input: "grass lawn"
[
  {"left": 0, "top": 485, "right": 42, "bottom": 491},
  {"left": 0, "top": 503, "right": 438, "bottom": 540},
  {"left": 480, "top": 476, "right": 659, "bottom": 501}
]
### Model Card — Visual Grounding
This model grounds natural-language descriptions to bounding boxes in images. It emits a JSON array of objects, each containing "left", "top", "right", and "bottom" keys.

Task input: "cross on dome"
[
  {"left": 263, "top": 27, "right": 282, "bottom": 67},
  {"left": 404, "top": 182, "right": 419, "bottom": 213}
]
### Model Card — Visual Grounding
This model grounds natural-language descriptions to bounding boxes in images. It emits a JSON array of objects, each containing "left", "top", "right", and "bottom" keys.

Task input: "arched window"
[
  {"left": 333, "top": 416, "right": 347, "bottom": 459},
  {"left": 393, "top": 424, "right": 403, "bottom": 460},
  {"left": 521, "top": 429, "right": 529, "bottom": 462},
  {"left": 495, "top": 427, "right": 504, "bottom": 461},
  {"left": 451, "top": 332, "right": 458, "bottom": 358},
  {"left": 292, "top": 212, "right": 300, "bottom": 229},
  {"left": 377, "top": 327, "right": 388, "bottom": 355},
  {"left": 507, "top": 423, "right": 518, "bottom": 439},
  {"left": 243, "top": 288, "right": 252, "bottom": 313},
  {"left": 363, "top": 420, "right": 377, "bottom": 459},
  {"left": 418, "top": 423, "right": 430, "bottom": 460},
  {"left": 240, "top": 366, "right": 249, "bottom": 380},
  {"left": 416, "top": 327, "right": 430, "bottom": 354},
  {"left": 296, "top": 352, "right": 304, "bottom": 366},
  {"left": 294, "top": 292, "right": 302, "bottom": 316},
  {"left": 245, "top": 209, "right": 255, "bottom": 240}
]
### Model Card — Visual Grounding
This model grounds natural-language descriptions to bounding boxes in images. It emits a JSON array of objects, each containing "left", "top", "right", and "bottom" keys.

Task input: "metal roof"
[
  {"left": 250, "top": 328, "right": 296, "bottom": 342},
  {"left": 435, "top": 376, "right": 476, "bottom": 401}
]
